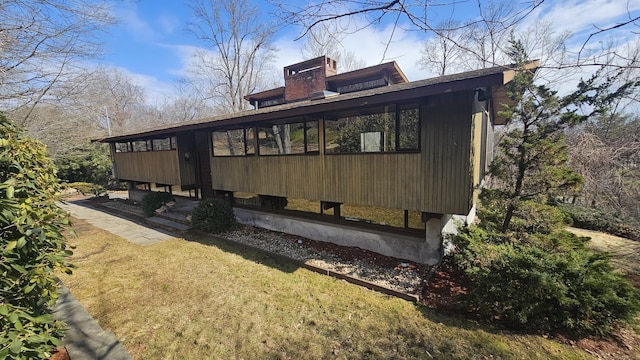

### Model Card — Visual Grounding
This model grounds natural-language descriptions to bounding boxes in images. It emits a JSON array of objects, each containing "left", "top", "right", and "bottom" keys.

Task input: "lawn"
[{"left": 58, "top": 218, "right": 595, "bottom": 359}]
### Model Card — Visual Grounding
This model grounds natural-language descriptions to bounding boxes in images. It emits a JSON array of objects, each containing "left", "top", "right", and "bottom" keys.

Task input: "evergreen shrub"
[
  {"left": 191, "top": 198, "right": 237, "bottom": 234},
  {"left": 0, "top": 114, "right": 73, "bottom": 359},
  {"left": 452, "top": 227, "right": 640, "bottom": 336},
  {"left": 141, "top": 192, "right": 174, "bottom": 217}
]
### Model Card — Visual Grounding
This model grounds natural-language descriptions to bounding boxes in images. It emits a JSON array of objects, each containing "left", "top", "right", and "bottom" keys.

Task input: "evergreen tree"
[{"left": 487, "top": 38, "right": 584, "bottom": 232}]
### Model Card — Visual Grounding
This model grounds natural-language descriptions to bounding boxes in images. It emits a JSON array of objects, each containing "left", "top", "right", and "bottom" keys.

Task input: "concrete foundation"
[{"left": 235, "top": 208, "right": 445, "bottom": 265}]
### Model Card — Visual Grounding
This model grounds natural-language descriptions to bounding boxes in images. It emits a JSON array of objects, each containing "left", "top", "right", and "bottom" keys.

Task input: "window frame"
[{"left": 324, "top": 102, "right": 421, "bottom": 155}]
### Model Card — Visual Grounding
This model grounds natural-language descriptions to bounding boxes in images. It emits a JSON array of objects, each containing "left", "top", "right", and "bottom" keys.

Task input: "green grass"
[{"left": 58, "top": 219, "right": 595, "bottom": 359}]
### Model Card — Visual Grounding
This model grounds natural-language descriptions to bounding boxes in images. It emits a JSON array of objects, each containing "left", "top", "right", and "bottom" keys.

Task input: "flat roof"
[
  {"left": 98, "top": 62, "right": 538, "bottom": 143},
  {"left": 327, "top": 61, "right": 408, "bottom": 86}
]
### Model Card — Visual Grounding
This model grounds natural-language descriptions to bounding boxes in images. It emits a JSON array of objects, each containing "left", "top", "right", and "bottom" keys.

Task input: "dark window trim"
[{"left": 323, "top": 101, "right": 421, "bottom": 154}]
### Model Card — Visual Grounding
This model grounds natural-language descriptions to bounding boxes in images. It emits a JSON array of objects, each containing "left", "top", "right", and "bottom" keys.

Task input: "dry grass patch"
[
  {"left": 568, "top": 227, "right": 640, "bottom": 276},
  {"left": 58, "top": 218, "right": 595, "bottom": 359}
]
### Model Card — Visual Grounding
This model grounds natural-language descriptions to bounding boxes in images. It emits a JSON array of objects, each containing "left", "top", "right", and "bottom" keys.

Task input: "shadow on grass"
[{"left": 182, "top": 229, "right": 301, "bottom": 274}]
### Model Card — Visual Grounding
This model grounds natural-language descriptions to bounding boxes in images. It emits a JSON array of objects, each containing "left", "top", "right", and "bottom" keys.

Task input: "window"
[
  {"left": 258, "top": 119, "right": 319, "bottom": 155},
  {"left": 212, "top": 128, "right": 255, "bottom": 156},
  {"left": 115, "top": 142, "right": 130, "bottom": 153},
  {"left": 132, "top": 140, "right": 149, "bottom": 152},
  {"left": 325, "top": 103, "right": 420, "bottom": 153},
  {"left": 398, "top": 104, "right": 420, "bottom": 150},
  {"left": 152, "top": 138, "right": 171, "bottom": 151},
  {"left": 325, "top": 105, "right": 396, "bottom": 153}
]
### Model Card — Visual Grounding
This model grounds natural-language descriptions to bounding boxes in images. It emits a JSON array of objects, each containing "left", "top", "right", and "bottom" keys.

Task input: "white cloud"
[
  {"left": 115, "top": 67, "right": 175, "bottom": 106},
  {"left": 273, "top": 22, "right": 430, "bottom": 82},
  {"left": 115, "top": 4, "right": 158, "bottom": 42},
  {"left": 526, "top": 0, "right": 640, "bottom": 43},
  {"left": 157, "top": 13, "right": 180, "bottom": 35}
]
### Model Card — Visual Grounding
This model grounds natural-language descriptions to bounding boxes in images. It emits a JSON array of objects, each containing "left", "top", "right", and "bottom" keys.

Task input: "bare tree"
[
  {"left": 157, "top": 80, "right": 214, "bottom": 124},
  {"left": 299, "top": 21, "right": 366, "bottom": 72},
  {"left": 73, "top": 67, "right": 148, "bottom": 135},
  {"left": 418, "top": 20, "right": 467, "bottom": 76},
  {"left": 0, "top": 0, "right": 113, "bottom": 122},
  {"left": 186, "top": 0, "right": 277, "bottom": 113},
  {"left": 277, "top": 0, "right": 638, "bottom": 71}
]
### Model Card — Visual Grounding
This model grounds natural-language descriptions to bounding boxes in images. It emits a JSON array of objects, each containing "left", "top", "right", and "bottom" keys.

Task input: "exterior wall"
[
  {"left": 209, "top": 90, "right": 475, "bottom": 215},
  {"left": 113, "top": 151, "right": 181, "bottom": 185},
  {"left": 420, "top": 91, "right": 474, "bottom": 214},
  {"left": 177, "top": 132, "right": 197, "bottom": 188},
  {"left": 211, "top": 153, "right": 423, "bottom": 210},
  {"left": 234, "top": 208, "right": 443, "bottom": 265}
]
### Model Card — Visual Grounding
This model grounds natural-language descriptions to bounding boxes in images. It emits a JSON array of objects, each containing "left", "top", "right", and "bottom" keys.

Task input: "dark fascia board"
[
  {"left": 327, "top": 61, "right": 408, "bottom": 86},
  {"left": 243, "top": 86, "right": 285, "bottom": 101},
  {"left": 97, "top": 63, "right": 536, "bottom": 143}
]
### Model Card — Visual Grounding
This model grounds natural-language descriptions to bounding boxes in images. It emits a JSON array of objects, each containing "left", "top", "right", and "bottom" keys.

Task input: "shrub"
[
  {"left": 0, "top": 114, "right": 73, "bottom": 359},
  {"left": 452, "top": 226, "right": 640, "bottom": 336},
  {"left": 64, "top": 182, "right": 106, "bottom": 196},
  {"left": 191, "top": 198, "right": 237, "bottom": 234},
  {"left": 54, "top": 143, "right": 111, "bottom": 185},
  {"left": 141, "top": 192, "right": 175, "bottom": 217},
  {"left": 560, "top": 203, "right": 640, "bottom": 241}
]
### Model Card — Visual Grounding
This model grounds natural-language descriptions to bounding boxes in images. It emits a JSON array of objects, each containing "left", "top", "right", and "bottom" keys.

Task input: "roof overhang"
[
  {"left": 490, "top": 60, "right": 539, "bottom": 125},
  {"left": 327, "top": 61, "right": 408, "bottom": 87},
  {"left": 97, "top": 61, "right": 539, "bottom": 143}
]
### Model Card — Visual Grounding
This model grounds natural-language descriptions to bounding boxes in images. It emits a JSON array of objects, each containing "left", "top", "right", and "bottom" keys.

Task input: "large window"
[
  {"left": 132, "top": 140, "right": 151, "bottom": 152},
  {"left": 398, "top": 104, "right": 420, "bottom": 151},
  {"left": 258, "top": 119, "right": 319, "bottom": 155},
  {"left": 115, "top": 142, "right": 131, "bottom": 153},
  {"left": 115, "top": 136, "right": 176, "bottom": 153},
  {"left": 212, "top": 128, "right": 255, "bottom": 156},
  {"left": 325, "top": 103, "right": 420, "bottom": 153}
]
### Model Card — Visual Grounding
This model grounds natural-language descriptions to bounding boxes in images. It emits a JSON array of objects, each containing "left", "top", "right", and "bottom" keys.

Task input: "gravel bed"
[
  {"left": 221, "top": 225, "right": 427, "bottom": 297},
  {"left": 97, "top": 198, "right": 428, "bottom": 297}
]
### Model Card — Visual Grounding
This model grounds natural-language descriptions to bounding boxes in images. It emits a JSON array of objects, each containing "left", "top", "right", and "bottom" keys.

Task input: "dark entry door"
[{"left": 198, "top": 150, "right": 214, "bottom": 199}]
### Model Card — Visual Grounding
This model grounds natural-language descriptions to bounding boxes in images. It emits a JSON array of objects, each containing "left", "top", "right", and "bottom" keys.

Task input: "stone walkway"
[
  {"left": 59, "top": 200, "right": 178, "bottom": 246},
  {"left": 53, "top": 284, "right": 132, "bottom": 360},
  {"left": 53, "top": 199, "right": 180, "bottom": 360}
]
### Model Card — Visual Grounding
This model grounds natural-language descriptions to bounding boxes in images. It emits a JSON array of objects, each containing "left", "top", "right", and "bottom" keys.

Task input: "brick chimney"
[{"left": 284, "top": 56, "right": 337, "bottom": 101}]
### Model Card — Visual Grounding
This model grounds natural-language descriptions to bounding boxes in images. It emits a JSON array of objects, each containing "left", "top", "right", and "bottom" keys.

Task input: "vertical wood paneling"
[
  {"left": 111, "top": 90, "right": 478, "bottom": 215},
  {"left": 420, "top": 91, "right": 474, "bottom": 214},
  {"left": 211, "top": 153, "right": 423, "bottom": 210},
  {"left": 113, "top": 151, "right": 180, "bottom": 185},
  {"left": 177, "top": 133, "right": 197, "bottom": 186}
]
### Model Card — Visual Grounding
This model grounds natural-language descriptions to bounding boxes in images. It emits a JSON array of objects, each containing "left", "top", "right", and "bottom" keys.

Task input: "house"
[{"left": 99, "top": 56, "right": 535, "bottom": 265}]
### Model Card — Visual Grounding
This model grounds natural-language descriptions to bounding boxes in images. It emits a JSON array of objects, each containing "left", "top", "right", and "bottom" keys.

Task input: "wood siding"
[
  {"left": 211, "top": 153, "right": 423, "bottom": 210},
  {"left": 420, "top": 91, "right": 474, "bottom": 214},
  {"left": 209, "top": 90, "right": 476, "bottom": 215},
  {"left": 177, "top": 133, "right": 195, "bottom": 187},
  {"left": 110, "top": 90, "right": 480, "bottom": 215},
  {"left": 113, "top": 151, "right": 181, "bottom": 185}
]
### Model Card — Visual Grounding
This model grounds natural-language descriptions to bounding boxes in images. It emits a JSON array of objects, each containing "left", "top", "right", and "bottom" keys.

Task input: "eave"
[{"left": 97, "top": 61, "right": 539, "bottom": 143}]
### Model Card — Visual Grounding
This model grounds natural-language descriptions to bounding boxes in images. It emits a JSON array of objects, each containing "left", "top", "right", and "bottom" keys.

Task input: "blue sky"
[{"left": 100, "top": 0, "right": 640, "bottom": 104}]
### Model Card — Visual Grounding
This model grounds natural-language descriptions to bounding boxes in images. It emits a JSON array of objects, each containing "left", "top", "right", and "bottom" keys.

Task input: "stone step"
[
  {"left": 155, "top": 210, "right": 191, "bottom": 225},
  {"left": 146, "top": 216, "right": 191, "bottom": 233}
]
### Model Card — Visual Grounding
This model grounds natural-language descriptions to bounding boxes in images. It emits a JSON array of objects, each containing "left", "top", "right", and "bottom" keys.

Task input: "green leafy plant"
[
  {"left": 452, "top": 227, "right": 640, "bottom": 336},
  {"left": 141, "top": 192, "right": 175, "bottom": 217},
  {"left": 54, "top": 143, "right": 112, "bottom": 185},
  {"left": 63, "top": 182, "right": 106, "bottom": 197},
  {"left": 191, "top": 198, "right": 237, "bottom": 234},
  {"left": 0, "top": 114, "right": 73, "bottom": 359}
]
